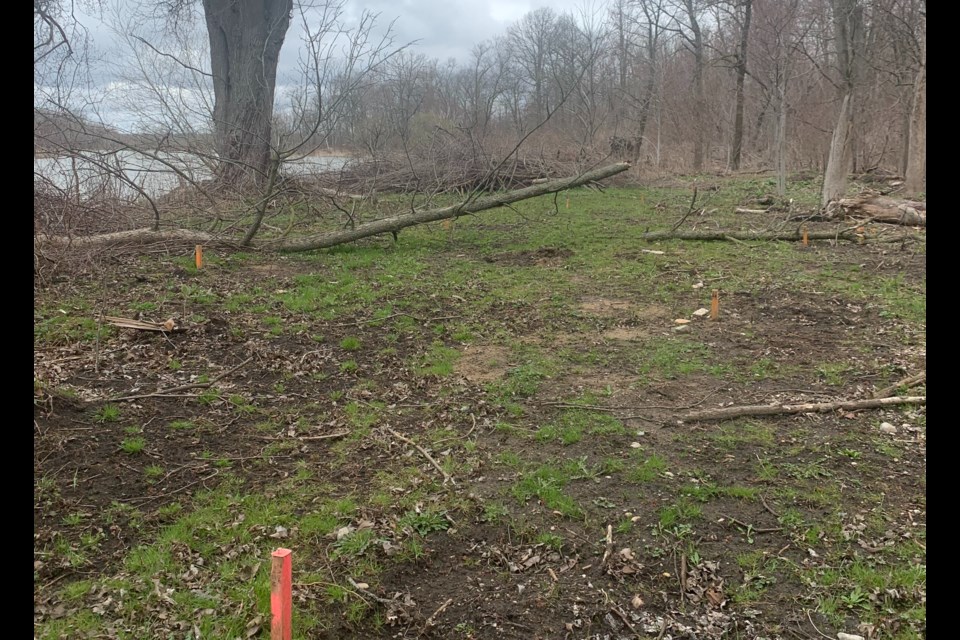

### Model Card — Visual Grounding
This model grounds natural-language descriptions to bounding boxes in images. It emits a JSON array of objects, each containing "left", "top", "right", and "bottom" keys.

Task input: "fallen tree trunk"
[
  {"left": 827, "top": 194, "right": 926, "bottom": 226},
  {"left": 35, "top": 163, "right": 631, "bottom": 253},
  {"left": 272, "top": 162, "right": 631, "bottom": 252},
  {"left": 677, "top": 395, "right": 925, "bottom": 424},
  {"left": 36, "top": 228, "right": 215, "bottom": 248},
  {"left": 640, "top": 228, "right": 860, "bottom": 242}
]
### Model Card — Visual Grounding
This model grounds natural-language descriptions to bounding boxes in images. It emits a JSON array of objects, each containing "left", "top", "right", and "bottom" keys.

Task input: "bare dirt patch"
[
  {"left": 455, "top": 344, "right": 512, "bottom": 383},
  {"left": 579, "top": 298, "right": 670, "bottom": 322},
  {"left": 484, "top": 246, "right": 573, "bottom": 267},
  {"left": 601, "top": 326, "right": 648, "bottom": 341}
]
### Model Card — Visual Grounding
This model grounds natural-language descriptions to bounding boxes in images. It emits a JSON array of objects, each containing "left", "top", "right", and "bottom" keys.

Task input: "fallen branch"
[
  {"left": 420, "top": 598, "right": 454, "bottom": 634},
  {"left": 721, "top": 514, "right": 782, "bottom": 534},
  {"left": 386, "top": 427, "right": 455, "bottom": 485},
  {"left": 37, "top": 228, "right": 215, "bottom": 248},
  {"left": 871, "top": 372, "right": 925, "bottom": 398},
  {"left": 677, "top": 395, "right": 925, "bottom": 423},
  {"left": 347, "top": 578, "right": 396, "bottom": 606},
  {"left": 112, "top": 357, "right": 253, "bottom": 401},
  {"left": 103, "top": 316, "right": 177, "bottom": 332},
  {"left": 601, "top": 524, "right": 614, "bottom": 568},
  {"left": 641, "top": 228, "right": 861, "bottom": 242},
  {"left": 273, "top": 162, "right": 631, "bottom": 251},
  {"left": 734, "top": 207, "right": 770, "bottom": 214}
]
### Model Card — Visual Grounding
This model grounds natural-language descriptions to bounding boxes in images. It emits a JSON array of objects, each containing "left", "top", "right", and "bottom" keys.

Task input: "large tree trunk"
[
  {"left": 821, "top": 93, "right": 854, "bottom": 206},
  {"left": 730, "top": 0, "right": 752, "bottom": 171},
  {"left": 904, "top": 35, "right": 926, "bottom": 197},
  {"left": 202, "top": 0, "right": 293, "bottom": 190},
  {"left": 684, "top": 0, "right": 706, "bottom": 172},
  {"left": 821, "top": 0, "right": 862, "bottom": 207}
]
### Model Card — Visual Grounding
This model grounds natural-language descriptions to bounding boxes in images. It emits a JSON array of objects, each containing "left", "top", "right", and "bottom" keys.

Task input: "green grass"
[
  {"left": 33, "top": 178, "right": 926, "bottom": 640},
  {"left": 626, "top": 454, "right": 667, "bottom": 483},
  {"left": 511, "top": 464, "right": 583, "bottom": 518},
  {"left": 415, "top": 341, "right": 460, "bottom": 377},
  {"left": 120, "top": 437, "right": 146, "bottom": 455},
  {"left": 94, "top": 404, "right": 121, "bottom": 423}
]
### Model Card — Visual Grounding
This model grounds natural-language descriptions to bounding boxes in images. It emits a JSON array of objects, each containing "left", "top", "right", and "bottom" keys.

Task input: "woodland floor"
[{"left": 34, "top": 174, "right": 925, "bottom": 639}]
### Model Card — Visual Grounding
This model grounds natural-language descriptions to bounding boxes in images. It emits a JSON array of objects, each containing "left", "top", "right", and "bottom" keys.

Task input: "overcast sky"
[
  {"left": 54, "top": 0, "right": 598, "bottom": 129},
  {"left": 75, "top": 0, "right": 594, "bottom": 74}
]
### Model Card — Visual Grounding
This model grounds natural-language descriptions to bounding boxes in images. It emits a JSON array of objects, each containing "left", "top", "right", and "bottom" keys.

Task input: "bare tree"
[
  {"left": 666, "top": 0, "right": 707, "bottom": 171},
  {"left": 821, "top": 0, "right": 864, "bottom": 206},
  {"left": 729, "top": 0, "right": 752, "bottom": 170},
  {"left": 903, "top": 26, "right": 924, "bottom": 196}
]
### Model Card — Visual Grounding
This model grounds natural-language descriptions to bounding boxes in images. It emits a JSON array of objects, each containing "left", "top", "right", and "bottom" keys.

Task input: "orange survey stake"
[
  {"left": 271, "top": 548, "right": 292, "bottom": 640},
  {"left": 710, "top": 290, "right": 719, "bottom": 321},
  {"left": 195, "top": 245, "right": 203, "bottom": 269}
]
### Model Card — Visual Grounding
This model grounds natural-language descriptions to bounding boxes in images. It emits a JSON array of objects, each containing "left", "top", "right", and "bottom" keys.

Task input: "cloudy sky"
[
  {"left": 75, "top": 0, "right": 594, "bottom": 73},
  {"left": 53, "top": 0, "right": 599, "bottom": 129}
]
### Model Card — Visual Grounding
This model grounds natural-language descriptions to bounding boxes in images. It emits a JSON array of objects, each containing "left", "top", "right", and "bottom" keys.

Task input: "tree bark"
[
  {"left": 202, "top": 0, "right": 292, "bottom": 190},
  {"left": 683, "top": 0, "right": 706, "bottom": 172},
  {"left": 821, "top": 0, "right": 863, "bottom": 207},
  {"left": 829, "top": 194, "right": 925, "bottom": 226},
  {"left": 903, "top": 35, "right": 926, "bottom": 197},
  {"left": 821, "top": 93, "right": 854, "bottom": 206},
  {"left": 731, "top": 0, "right": 752, "bottom": 171}
]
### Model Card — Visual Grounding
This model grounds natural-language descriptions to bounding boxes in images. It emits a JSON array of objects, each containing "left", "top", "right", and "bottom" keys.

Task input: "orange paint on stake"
[
  {"left": 195, "top": 245, "right": 203, "bottom": 269},
  {"left": 710, "top": 290, "right": 720, "bottom": 321},
  {"left": 801, "top": 226, "right": 809, "bottom": 246},
  {"left": 271, "top": 548, "right": 292, "bottom": 640}
]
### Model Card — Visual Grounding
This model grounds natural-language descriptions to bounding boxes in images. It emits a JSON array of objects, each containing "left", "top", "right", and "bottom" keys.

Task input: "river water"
[{"left": 34, "top": 150, "right": 351, "bottom": 200}]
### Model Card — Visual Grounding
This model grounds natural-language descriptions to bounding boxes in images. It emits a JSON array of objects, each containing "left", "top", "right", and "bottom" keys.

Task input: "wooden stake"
[
  {"left": 566, "top": 196, "right": 570, "bottom": 209},
  {"left": 801, "top": 226, "right": 809, "bottom": 246},
  {"left": 271, "top": 548, "right": 292, "bottom": 640},
  {"left": 195, "top": 245, "right": 203, "bottom": 269},
  {"left": 710, "top": 290, "right": 719, "bottom": 321}
]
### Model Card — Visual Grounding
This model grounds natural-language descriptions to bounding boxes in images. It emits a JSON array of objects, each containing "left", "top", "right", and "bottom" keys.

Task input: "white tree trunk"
[
  {"left": 821, "top": 93, "right": 854, "bottom": 207},
  {"left": 904, "top": 37, "right": 926, "bottom": 197}
]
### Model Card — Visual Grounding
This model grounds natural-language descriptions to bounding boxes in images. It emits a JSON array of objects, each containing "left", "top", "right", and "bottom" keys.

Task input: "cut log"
[{"left": 828, "top": 194, "right": 925, "bottom": 226}]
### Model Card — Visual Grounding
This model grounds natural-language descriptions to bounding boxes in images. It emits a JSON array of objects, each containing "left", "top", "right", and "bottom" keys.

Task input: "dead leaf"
[{"left": 631, "top": 595, "right": 644, "bottom": 609}]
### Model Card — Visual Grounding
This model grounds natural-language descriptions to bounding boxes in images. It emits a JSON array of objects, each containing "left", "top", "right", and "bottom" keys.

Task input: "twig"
[
  {"left": 655, "top": 616, "right": 668, "bottom": 640},
  {"left": 432, "top": 414, "right": 478, "bottom": 446},
  {"left": 760, "top": 494, "right": 781, "bottom": 519},
  {"left": 871, "top": 371, "right": 926, "bottom": 398},
  {"left": 299, "top": 431, "right": 350, "bottom": 441},
  {"left": 609, "top": 606, "right": 642, "bottom": 639},
  {"left": 128, "top": 469, "right": 221, "bottom": 505},
  {"left": 721, "top": 514, "right": 782, "bottom": 534},
  {"left": 680, "top": 553, "right": 688, "bottom": 597},
  {"left": 386, "top": 427, "right": 455, "bottom": 485},
  {"left": 112, "top": 357, "right": 253, "bottom": 401},
  {"left": 347, "top": 578, "right": 396, "bottom": 606},
  {"left": 670, "top": 187, "right": 699, "bottom": 232},
  {"left": 805, "top": 610, "right": 833, "bottom": 640},
  {"left": 420, "top": 597, "right": 454, "bottom": 634},
  {"left": 601, "top": 524, "right": 614, "bottom": 567}
]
